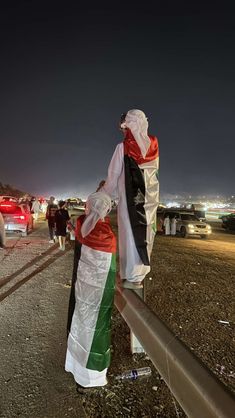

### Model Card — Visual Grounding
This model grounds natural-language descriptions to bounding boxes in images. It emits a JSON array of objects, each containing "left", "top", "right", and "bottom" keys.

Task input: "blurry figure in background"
[
  {"left": 101, "top": 109, "right": 159, "bottom": 289},
  {"left": 40, "top": 200, "right": 48, "bottom": 214},
  {"left": 46, "top": 196, "right": 58, "bottom": 243},
  {"left": 55, "top": 200, "right": 70, "bottom": 250},
  {"left": 0, "top": 212, "right": 6, "bottom": 250},
  {"left": 31, "top": 198, "right": 40, "bottom": 221},
  {"left": 67, "top": 216, "right": 76, "bottom": 243},
  {"left": 28, "top": 197, "right": 34, "bottom": 211},
  {"left": 159, "top": 216, "right": 164, "bottom": 233},
  {"left": 164, "top": 215, "right": 170, "bottom": 235},
  {"left": 65, "top": 191, "right": 116, "bottom": 392},
  {"left": 21, "top": 195, "right": 32, "bottom": 211},
  {"left": 171, "top": 216, "right": 177, "bottom": 236}
]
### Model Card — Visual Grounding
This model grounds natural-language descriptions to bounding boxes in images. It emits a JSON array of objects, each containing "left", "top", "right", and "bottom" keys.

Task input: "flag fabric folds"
[{"left": 65, "top": 213, "right": 116, "bottom": 387}]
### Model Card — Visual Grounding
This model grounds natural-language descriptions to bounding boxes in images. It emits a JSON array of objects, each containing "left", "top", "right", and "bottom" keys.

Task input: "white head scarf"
[
  {"left": 124, "top": 109, "right": 151, "bottom": 158},
  {"left": 81, "top": 191, "right": 112, "bottom": 238}
]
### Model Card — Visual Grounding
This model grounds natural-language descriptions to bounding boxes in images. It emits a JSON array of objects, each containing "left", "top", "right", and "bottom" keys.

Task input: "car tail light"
[{"left": 13, "top": 215, "right": 26, "bottom": 220}]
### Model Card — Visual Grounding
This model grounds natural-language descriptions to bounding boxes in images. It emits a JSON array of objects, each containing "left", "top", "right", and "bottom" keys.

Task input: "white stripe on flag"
[{"left": 67, "top": 245, "right": 112, "bottom": 368}]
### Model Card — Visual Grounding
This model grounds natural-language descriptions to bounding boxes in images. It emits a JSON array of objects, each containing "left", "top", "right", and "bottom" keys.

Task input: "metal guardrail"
[{"left": 115, "top": 285, "right": 235, "bottom": 418}]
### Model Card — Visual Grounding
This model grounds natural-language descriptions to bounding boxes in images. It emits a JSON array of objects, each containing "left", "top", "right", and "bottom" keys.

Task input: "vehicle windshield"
[
  {"left": 181, "top": 214, "right": 197, "bottom": 221},
  {"left": 0, "top": 204, "right": 22, "bottom": 215},
  {"left": 0, "top": 196, "right": 17, "bottom": 202}
]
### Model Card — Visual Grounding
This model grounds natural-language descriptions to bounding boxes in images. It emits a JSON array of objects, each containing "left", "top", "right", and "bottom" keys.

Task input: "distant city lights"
[{"left": 162, "top": 195, "right": 235, "bottom": 219}]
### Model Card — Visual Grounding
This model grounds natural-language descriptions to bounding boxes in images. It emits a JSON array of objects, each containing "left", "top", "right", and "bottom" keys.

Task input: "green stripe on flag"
[
  {"left": 155, "top": 168, "right": 159, "bottom": 181},
  {"left": 152, "top": 222, "right": 157, "bottom": 233},
  {"left": 86, "top": 253, "right": 116, "bottom": 372}
]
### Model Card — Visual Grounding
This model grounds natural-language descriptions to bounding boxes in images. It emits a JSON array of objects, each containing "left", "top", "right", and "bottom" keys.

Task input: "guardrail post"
[{"left": 130, "top": 284, "right": 145, "bottom": 354}]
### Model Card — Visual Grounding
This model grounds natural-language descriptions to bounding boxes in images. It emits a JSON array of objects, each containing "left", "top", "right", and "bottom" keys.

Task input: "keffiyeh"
[{"left": 123, "top": 109, "right": 151, "bottom": 158}]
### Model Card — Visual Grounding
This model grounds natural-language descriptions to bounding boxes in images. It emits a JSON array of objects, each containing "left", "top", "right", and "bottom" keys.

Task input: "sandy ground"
[{"left": 0, "top": 218, "right": 234, "bottom": 417}]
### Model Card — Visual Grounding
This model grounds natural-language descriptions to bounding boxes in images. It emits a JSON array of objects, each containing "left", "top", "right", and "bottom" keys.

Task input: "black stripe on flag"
[{"left": 124, "top": 155, "right": 150, "bottom": 266}]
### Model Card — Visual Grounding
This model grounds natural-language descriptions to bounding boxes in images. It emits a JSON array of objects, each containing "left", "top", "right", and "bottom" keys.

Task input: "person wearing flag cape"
[
  {"left": 102, "top": 109, "right": 159, "bottom": 289},
  {"left": 65, "top": 191, "right": 116, "bottom": 391}
]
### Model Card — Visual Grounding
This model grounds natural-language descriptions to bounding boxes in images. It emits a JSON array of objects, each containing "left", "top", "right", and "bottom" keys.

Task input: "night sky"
[{"left": 0, "top": 1, "right": 234, "bottom": 199}]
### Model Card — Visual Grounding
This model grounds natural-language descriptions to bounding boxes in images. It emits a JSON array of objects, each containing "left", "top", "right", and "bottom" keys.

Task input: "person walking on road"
[
  {"left": 46, "top": 196, "right": 58, "bottom": 243},
  {"left": 164, "top": 215, "right": 170, "bottom": 235},
  {"left": 65, "top": 191, "right": 116, "bottom": 392},
  {"left": 31, "top": 198, "right": 40, "bottom": 221},
  {"left": 101, "top": 109, "right": 159, "bottom": 289},
  {"left": 55, "top": 201, "right": 70, "bottom": 250}
]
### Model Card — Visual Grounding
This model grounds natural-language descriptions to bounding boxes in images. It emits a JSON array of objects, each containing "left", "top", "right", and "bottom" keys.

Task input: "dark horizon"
[{"left": 0, "top": 1, "right": 234, "bottom": 198}]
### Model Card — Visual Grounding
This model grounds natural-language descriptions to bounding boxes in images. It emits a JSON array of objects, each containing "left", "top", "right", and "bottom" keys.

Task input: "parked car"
[
  {"left": 0, "top": 201, "right": 34, "bottom": 236},
  {"left": 158, "top": 209, "right": 212, "bottom": 238},
  {"left": 221, "top": 213, "right": 235, "bottom": 231},
  {"left": 66, "top": 198, "right": 81, "bottom": 210}
]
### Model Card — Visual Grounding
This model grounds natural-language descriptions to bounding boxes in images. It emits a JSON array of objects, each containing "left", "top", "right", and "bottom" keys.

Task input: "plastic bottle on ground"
[{"left": 115, "top": 367, "right": 151, "bottom": 381}]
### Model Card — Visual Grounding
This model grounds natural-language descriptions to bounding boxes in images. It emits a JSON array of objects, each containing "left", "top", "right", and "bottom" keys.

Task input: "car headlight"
[
  {"left": 188, "top": 224, "right": 195, "bottom": 228},
  {"left": 207, "top": 225, "right": 211, "bottom": 229}
]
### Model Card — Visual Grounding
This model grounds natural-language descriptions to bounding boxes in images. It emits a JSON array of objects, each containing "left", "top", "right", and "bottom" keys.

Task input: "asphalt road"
[
  {"left": 0, "top": 220, "right": 88, "bottom": 418},
  {"left": 0, "top": 219, "right": 234, "bottom": 418}
]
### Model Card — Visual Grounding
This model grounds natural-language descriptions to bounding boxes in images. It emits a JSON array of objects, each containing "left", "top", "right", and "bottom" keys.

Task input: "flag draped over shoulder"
[
  {"left": 65, "top": 211, "right": 116, "bottom": 387},
  {"left": 123, "top": 130, "right": 159, "bottom": 266}
]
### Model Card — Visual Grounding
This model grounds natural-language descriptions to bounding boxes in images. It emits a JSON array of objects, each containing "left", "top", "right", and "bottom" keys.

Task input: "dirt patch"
[{"left": 146, "top": 233, "right": 235, "bottom": 394}]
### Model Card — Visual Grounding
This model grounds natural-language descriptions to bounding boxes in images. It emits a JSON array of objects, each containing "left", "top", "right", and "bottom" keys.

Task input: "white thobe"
[
  {"left": 103, "top": 143, "right": 159, "bottom": 282},
  {"left": 164, "top": 217, "right": 170, "bottom": 235},
  {"left": 171, "top": 218, "right": 177, "bottom": 235}
]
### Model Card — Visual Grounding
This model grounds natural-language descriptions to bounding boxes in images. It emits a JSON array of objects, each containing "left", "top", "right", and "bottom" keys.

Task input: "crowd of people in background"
[
  {"left": 18, "top": 196, "right": 48, "bottom": 214},
  {"left": 0, "top": 194, "right": 74, "bottom": 251}
]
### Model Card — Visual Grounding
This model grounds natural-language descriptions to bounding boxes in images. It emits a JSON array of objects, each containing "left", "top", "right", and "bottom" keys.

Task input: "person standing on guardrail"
[
  {"left": 65, "top": 191, "right": 116, "bottom": 393},
  {"left": 101, "top": 109, "right": 159, "bottom": 289},
  {"left": 46, "top": 196, "right": 58, "bottom": 243}
]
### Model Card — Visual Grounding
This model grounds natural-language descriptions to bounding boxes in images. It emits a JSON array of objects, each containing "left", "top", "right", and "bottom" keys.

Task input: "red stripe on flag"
[
  {"left": 75, "top": 215, "right": 116, "bottom": 253},
  {"left": 124, "top": 133, "right": 159, "bottom": 165}
]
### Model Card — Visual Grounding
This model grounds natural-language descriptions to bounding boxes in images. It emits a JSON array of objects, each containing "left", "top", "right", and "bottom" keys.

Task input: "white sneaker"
[{"left": 49, "top": 239, "right": 54, "bottom": 243}]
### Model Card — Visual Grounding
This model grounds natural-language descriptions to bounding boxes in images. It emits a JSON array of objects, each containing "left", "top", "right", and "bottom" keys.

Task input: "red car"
[{"left": 0, "top": 201, "right": 34, "bottom": 236}]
